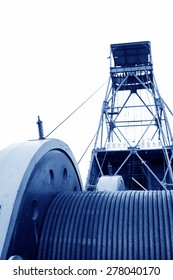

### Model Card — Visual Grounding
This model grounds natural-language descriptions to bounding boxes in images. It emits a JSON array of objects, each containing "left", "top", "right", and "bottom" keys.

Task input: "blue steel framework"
[{"left": 86, "top": 41, "right": 173, "bottom": 190}]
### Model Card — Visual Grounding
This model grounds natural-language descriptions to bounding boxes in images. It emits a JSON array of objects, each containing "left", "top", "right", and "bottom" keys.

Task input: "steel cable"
[{"left": 37, "top": 190, "right": 173, "bottom": 260}]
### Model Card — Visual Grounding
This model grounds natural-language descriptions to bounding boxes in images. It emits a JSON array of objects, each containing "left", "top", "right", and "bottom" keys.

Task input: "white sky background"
[{"left": 0, "top": 0, "right": 173, "bottom": 184}]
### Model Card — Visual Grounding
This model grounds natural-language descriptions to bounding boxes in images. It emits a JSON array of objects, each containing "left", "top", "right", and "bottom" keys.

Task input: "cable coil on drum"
[{"left": 37, "top": 190, "right": 173, "bottom": 260}]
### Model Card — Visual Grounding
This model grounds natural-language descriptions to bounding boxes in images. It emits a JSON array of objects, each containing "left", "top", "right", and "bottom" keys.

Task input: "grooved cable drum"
[{"left": 37, "top": 191, "right": 173, "bottom": 260}]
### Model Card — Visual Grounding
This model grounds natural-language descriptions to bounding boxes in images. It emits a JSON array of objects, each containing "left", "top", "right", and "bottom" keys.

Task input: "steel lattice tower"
[{"left": 86, "top": 41, "right": 173, "bottom": 190}]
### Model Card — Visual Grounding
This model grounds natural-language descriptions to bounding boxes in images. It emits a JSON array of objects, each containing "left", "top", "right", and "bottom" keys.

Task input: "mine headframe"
[{"left": 86, "top": 41, "right": 173, "bottom": 191}]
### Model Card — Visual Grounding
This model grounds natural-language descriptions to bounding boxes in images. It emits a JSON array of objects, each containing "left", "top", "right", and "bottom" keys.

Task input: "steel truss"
[{"left": 87, "top": 42, "right": 173, "bottom": 190}]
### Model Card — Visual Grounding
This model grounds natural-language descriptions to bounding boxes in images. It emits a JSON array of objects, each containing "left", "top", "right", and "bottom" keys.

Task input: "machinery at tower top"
[{"left": 86, "top": 41, "right": 173, "bottom": 191}]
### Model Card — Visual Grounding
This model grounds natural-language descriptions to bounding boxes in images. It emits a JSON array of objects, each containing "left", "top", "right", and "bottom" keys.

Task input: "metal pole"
[{"left": 37, "top": 116, "right": 45, "bottom": 140}]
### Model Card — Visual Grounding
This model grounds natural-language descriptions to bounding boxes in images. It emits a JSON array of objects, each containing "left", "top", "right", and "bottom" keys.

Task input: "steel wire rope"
[
  {"left": 90, "top": 192, "right": 104, "bottom": 259},
  {"left": 37, "top": 191, "right": 173, "bottom": 260},
  {"left": 66, "top": 192, "right": 87, "bottom": 259},
  {"left": 105, "top": 192, "right": 116, "bottom": 259},
  {"left": 100, "top": 192, "right": 112, "bottom": 259},
  {"left": 157, "top": 191, "right": 165, "bottom": 259},
  {"left": 127, "top": 191, "right": 136, "bottom": 259},
  {"left": 80, "top": 192, "right": 98, "bottom": 259},
  {"left": 167, "top": 191, "right": 173, "bottom": 257},
  {"left": 162, "top": 191, "right": 172, "bottom": 259},
  {"left": 45, "top": 79, "right": 109, "bottom": 139},
  {"left": 56, "top": 192, "right": 81, "bottom": 259},
  {"left": 120, "top": 191, "right": 129, "bottom": 259},
  {"left": 77, "top": 131, "right": 97, "bottom": 165}
]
